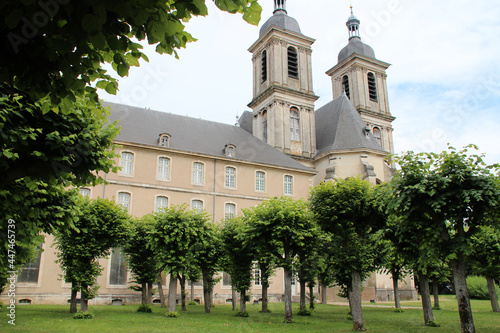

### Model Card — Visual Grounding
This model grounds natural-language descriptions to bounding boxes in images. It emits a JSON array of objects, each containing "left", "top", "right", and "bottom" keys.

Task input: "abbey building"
[{"left": 4, "top": 1, "right": 416, "bottom": 306}]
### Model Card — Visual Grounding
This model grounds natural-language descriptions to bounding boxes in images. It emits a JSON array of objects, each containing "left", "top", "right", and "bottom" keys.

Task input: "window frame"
[
  {"left": 108, "top": 247, "right": 129, "bottom": 286},
  {"left": 372, "top": 127, "right": 382, "bottom": 147},
  {"left": 79, "top": 187, "right": 91, "bottom": 198},
  {"left": 287, "top": 46, "right": 299, "bottom": 79},
  {"left": 155, "top": 195, "right": 169, "bottom": 212},
  {"left": 367, "top": 72, "right": 378, "bottom": 102},
  {"left": 224, "top": 202, "right": 236, "bottom": 220},
  {"left": 119, "top": 151, "right": 134, "bottom": 176},
  {"left": 157, "top": 156, "right": 171, "bottom": 181},
  {"left": 159, "top": 133, "right": 171, "bottom": 148},
  {"left": 255, "top": 170, "right": 266, "bottom": 192},
  {"left": 261, "top": 50, "right": 268, "bottom": 83},
  {"left": 342, "top": 75, "right": 350, "bottom": 99},
  {"left": 284, "top": 174, "right": 294, "bottom": 196},
  {"left": 225, "top": 166, "right": 237, "bottom": 189},
  {"left": 290, "top": 108, "right": 300, "bottom": 142},
  {"left": 192, "top": 162, "right": 205, "bottom": 185},
  {"left": 191, "top": 199, "right": 204, "bottom": 212},
  {"left": 117, "top": 191, "right": 132, "bottom": 213}
]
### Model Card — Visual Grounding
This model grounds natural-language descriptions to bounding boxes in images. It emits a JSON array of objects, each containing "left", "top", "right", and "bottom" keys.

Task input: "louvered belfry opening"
[
  {"left": 342, "top": 75, "right": 350, "bottom": 99},
  {"left": 367, "top": 72, "right": 377, "bottom": 102},
  {"left": 261, "top": 50, "right": 267, "bottom": 83},
  {"left": 287, "top": 47, "right": 298, "bottom": 79}
]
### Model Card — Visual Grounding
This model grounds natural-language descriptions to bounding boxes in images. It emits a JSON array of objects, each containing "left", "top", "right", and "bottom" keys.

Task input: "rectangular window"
[
  {"left": 17, "top": 245, "right": 42, "bottom": 284},
  {"left": 120, "top": 152, "right": 134, "bottom": 175},
  {"left": 109, "top": 248, "right": 128, "bottom": 285},
  {"left": 284, "top": 175, "right": 293, "bottom": 195},
  {"left": 158, "top": 157, "right": 170, "bottom": 180},
  {"left": 255, "top": 171, "right": 265, "bottom": 192},
  {"left": 192, "top": 162, "right": 204, "bottom": 185},
  {"left": 225, "top": 167, "right": 236, "bottom": 189},
  {"left": 225, "top": 203, "right": 236, "bottom": 220},
  {"left": 254, "top": 266, "right": 262, "bottom": 286},
  {"left": 117, "top": 192, "right": 131, "bottom": 212},
  {"left": 155, "top": 196, "right": 168, "bottom": 212}
]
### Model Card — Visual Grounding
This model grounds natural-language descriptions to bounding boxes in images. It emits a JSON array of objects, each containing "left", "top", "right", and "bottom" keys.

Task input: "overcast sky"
[{"left": 101, "top": 0, "right": 500, "bottom": 165}]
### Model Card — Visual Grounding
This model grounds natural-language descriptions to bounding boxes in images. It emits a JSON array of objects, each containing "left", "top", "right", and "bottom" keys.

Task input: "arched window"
[
  {"left": 373, "top": 127, "right": 382, "bottom": 147},
  {"left": 155, "top": 196, "right": 168, "bottom": 212},
  {"left": 79, "top": 188, "right": 91, "bottom": 198},
  {"left": 290, "top": 108, "right": 300, "bottom": 141},
  {"left": 117, "top": 192, "right": 131, "bottom": 212},
  {"left": 225, "top": 203, "right": 236, "bottom": 220},
  {"left": 287, "top": 47, "right": 298, "bottom": 79},
  {"left": 261, "top": 50, "right": 267, "bottom": 83},
  {"left": 192, "top": 162, "right": 204, "bottom": 185},
  {"left": 342, "top": 75, "right": 350, "bottom": 99},
  {"left": 120, "top": 152, "right": 134, "bottom": 175},
  {"left": 157, "top": 157, "right": 170, "bottom": 180},
  {"left": 367, "top": 72, "right": 378, "bottom": 102},
  {"left": 191, "top": 199, "right": 203, "bottom": 212},
  {"left": 159, "top": 134, "right": 170, "bottom": 147},
  {"left": 262, "top": 110, "right": 267, "bottom": 142},
  {"left": 225, "top": 167, "right": 236, "bottom": 189}
]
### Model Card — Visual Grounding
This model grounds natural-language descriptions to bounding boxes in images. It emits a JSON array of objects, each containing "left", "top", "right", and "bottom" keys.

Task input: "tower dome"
[
  {"left": 337, "top": 7, "right": 375, "bottom": 63},
  {"left": 259, "top": 0, "right": 302, "bottom": 37}
]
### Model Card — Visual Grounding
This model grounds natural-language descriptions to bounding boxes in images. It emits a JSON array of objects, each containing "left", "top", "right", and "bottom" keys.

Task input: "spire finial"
[
  {"left": 274, "top": 0, "right": 287, "bottom": 14},
  {"left": 346, "top": 4, "right": 361, "bottom": 41}
]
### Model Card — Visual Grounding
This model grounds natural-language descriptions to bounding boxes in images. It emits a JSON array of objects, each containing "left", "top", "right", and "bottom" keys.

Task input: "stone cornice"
[
  {"left": 357, "top": 108, "right": 396, "bottom": 122},
  {"left": 248, "top": 85, "right": 319, "bottom": 109}
]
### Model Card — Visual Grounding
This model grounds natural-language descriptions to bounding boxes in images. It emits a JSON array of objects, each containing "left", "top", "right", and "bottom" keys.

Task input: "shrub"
[
  {"left": 137, "top": 304, "right": 152, "bottom": 313},
  {"left": 467, "top": 275, "right": 500, "bottom": 300},
  {"left": 165, "top": 311, "right": 179, "bottom": 318},
  {"left": 188, "top": 301, "right": 197, "bottom": 306},
  {"left": 73, "top": 311, "right": 94, "bottom": 319},
  {"left": 426, "top": 320, "right": 440, "bottom": 327},
  {"left": 393, "top": 308, "right": 405, "bottom": 313}
]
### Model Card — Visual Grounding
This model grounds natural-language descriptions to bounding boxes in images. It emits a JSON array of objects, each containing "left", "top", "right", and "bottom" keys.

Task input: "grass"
[{"left": 0, "top": 296, "right": 499, "bottom": 332}]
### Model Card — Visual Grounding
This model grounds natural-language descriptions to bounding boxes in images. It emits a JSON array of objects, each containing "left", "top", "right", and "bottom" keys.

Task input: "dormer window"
[
  {"left": 159, "top": 134, "right": 170, "bottom": 147},
  {"left": 224, "top": 144, "right": 236, "bottom": 158}
]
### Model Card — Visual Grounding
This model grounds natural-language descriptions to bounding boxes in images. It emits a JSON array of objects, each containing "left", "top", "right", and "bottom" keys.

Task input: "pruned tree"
[
  {"left": 245, "top": 196, "right": 316, "bottom": 323},
  {"left": 220, "top": 217, "right": 254, "bottom": 315},
  {"left": 385, "top": 145, "right": 500, "bottom": 333},
  {"left": 55, "top": 198, "right": 129, "bottom": 313},
  {"left": 150, "top": 205, "right": 209, "bottom": 314},
  {"left": 310, "top": 177, "right": 387, "bottom": 331}
]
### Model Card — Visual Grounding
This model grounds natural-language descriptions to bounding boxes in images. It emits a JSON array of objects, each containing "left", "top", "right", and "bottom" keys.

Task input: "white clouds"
[{"left": 101, "top": 0, "right": 500, "bottom": 164}]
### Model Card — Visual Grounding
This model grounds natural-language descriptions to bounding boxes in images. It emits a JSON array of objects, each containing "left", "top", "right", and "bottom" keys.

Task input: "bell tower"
[
  {"left": 326, "top": 7, "right": 395, "bottom": 154},
  {"left": 248, "top": 0, "right": 318, "bottom": 162}
]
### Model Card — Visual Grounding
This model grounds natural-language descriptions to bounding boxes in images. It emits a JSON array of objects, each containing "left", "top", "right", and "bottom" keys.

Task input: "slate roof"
[
  {"left": 315, "top": 95, "right": 385, "bottom": 156},
  {"left": 238, "top": 111, "right": 253, "bottom": 134},
  {"left": 338, "top": 38, "right": 376, "bottom": 63},
  {"left": 259, "top": 11, "right": 301, "bottom": 37},
  {"left": 105, "top": 102, "right": 313, "bottom": 172}
]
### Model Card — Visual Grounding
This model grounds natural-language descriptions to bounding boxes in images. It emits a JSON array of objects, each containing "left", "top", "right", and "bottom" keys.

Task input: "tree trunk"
[
  {"left": 70, "top": 282, "right": 78, "bottom": 313},
  {"left": 240, "top": 290, "right": 246, "bottom": 313},
  {"left": 261, "top": 279, "right": 269, "bottom": 312},
  {"left": 321, "top": 282, "right": 327, "bottom": 304},
  {"left": 157, "top": 273, "right": 166, "bottom": 308},
  {"left": 80, "top": 284, "right": 89, "bottom": 312},
  {"left": 309, "top": 283, "right": 315, "bottom": 310},
  {"left": 141, "top": 282, "right": 147, "bottom": 305},
  {"left": 417, "top": 271, "right": 434, "bottom": 326},
  {"left": 486, "top": 275, "right": 500, "bottom": 312},
  {"left": 179, "top": 274, "right": 187, "bottom": 311},
  {"left": 450, "top": 259, "right": 475, "bottom": 333},
  {"left": 392, "top": 270, "right": 401, "bottom": 309},
  {"left": 167, "top": 273, "right": 177, "bottom": 313},
  {"left": 432, "top": 281, "right": 440, "bottom": 309},
  {"left": 299, "top": 278, "right": 306, "bottom": 312},
  {"left": 202, "top": 270, "right": 211, "bottom": 313},
  {"left": 283, "top": 267, "right": 293, "bottom": 322},
  {"left": 190, "top": 279, "right": 195, "bottom": 302},
  {"left": 350, "top": 268, "right": 366, "bottom": 331},
  {"left": 147, "top": 282, "right": 153, "bottom": 305},
  {"left": 232, "top": 287, "right": 238, "bottom": 311}
]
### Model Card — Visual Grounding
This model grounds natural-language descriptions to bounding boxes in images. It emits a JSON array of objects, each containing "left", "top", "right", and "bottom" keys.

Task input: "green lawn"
[{"left": 1, "top": 296, "right": 499, "bottom": 332}]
